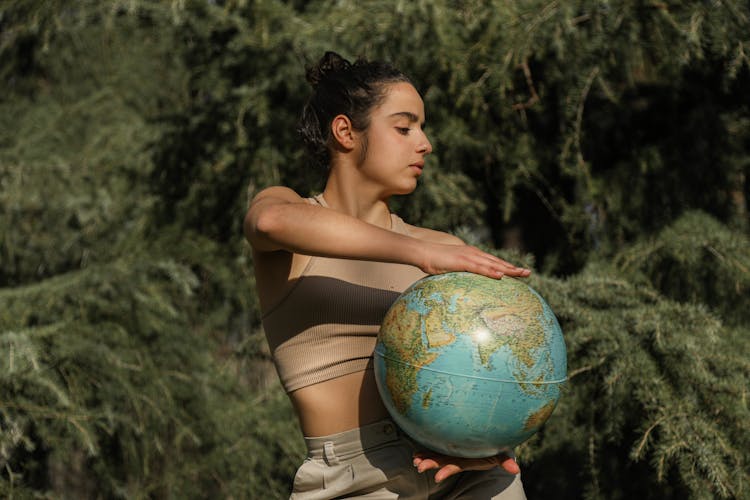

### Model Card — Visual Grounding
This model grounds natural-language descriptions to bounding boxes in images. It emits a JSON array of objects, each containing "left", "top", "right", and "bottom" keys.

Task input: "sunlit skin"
[{"left": 245, "top": 82, "right": 528, "bottom": 482}]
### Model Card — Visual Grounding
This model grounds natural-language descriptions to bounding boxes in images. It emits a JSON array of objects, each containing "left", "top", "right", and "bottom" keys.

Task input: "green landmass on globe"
[{"left": 374, "top": 272, "right": 567, "bottom": 458}]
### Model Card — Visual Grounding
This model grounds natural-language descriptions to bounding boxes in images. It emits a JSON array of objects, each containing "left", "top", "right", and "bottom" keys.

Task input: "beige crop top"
[{"left": 261, "top": 194, "right": 427, "bottom": 393}]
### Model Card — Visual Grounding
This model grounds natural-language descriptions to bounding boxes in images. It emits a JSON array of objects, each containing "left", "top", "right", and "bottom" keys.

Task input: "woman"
[{"left": 245, "top": 51, "right": 530, "bottom": 499}]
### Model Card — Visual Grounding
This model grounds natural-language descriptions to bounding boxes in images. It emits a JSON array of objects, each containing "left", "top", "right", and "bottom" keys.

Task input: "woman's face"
[{"left": 354, "top": 82, "right": 433, "bottom": 196}]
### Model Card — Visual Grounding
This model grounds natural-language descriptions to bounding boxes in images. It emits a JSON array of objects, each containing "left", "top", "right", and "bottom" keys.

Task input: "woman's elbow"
[{"left": 244, "top": 205, "right": 283, "bottom": 250}]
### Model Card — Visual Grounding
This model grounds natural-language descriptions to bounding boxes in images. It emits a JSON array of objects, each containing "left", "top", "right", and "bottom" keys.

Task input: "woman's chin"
[{"left": 398, "top": 180, "right": 420, "bottom": 195}]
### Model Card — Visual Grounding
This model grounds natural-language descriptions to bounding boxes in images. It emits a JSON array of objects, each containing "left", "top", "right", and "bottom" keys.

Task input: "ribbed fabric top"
[{"left": 261, "top": 194, "right": 427, "bottom": 393}]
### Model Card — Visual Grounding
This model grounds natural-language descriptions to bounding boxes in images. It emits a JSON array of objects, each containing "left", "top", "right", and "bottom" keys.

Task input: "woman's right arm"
[{"left": 244, "top": 186, "right": 529, "bottom": 279}]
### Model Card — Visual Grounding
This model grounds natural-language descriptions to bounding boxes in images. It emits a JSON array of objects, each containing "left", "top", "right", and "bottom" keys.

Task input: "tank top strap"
[
  {"left": 308, "top": 194, "right": 327, "bottom": 206},
  {"left": 389, "top": 213, "right": 411, "bottom": 236}
]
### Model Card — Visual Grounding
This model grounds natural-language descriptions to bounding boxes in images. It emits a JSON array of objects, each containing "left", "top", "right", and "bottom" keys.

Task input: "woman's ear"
[{"left": 330, "top": 114, "right": 357, "bottom": 150}]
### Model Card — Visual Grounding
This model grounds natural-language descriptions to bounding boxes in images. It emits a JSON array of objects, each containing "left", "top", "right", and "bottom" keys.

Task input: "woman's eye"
[{"left": 396, "top": 127, "right": 411, "bottom": 135}]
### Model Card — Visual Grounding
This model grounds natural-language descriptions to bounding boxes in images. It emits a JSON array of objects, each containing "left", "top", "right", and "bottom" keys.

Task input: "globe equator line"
[{"left": 375, "top": 350, "right": 568, "bottom": 384}]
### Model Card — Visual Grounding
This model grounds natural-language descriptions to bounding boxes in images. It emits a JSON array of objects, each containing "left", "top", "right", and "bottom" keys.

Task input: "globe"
[{"left": 374, "top": 272, "right": 567, "bottom": 458}]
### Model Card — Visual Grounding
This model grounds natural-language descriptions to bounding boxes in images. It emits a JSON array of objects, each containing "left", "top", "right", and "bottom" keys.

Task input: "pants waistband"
[{"left": 304, "top": 419, "right": 403, "bottom": 462}]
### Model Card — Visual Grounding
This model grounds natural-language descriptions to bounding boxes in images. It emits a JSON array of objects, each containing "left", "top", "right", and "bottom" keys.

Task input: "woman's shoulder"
[
  {"left": 249, "top": 186, "right": 307, "bottom": 205},
  {"left": 401, "top": 221, "right": 465, "bottom": 246}
]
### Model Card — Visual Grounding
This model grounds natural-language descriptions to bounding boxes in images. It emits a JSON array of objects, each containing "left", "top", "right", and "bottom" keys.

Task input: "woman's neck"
[{"left": 322, "top": 173, "right": 392, "bottom": 229}]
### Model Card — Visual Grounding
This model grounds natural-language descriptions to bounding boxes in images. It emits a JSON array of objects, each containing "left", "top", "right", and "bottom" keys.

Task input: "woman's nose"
[{"left": 418, "top": 135, "right": 433, "bottom": 155}]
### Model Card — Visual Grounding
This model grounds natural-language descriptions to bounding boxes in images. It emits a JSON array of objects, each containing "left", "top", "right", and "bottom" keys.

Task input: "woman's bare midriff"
[
  {"left": 289, "top": 369, "right": 391, "bottom": 437},
  {"left": 254, "top": 247, "right": 401, "bottom": 438}
]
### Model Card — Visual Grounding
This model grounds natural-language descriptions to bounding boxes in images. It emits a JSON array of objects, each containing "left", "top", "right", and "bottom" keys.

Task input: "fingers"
[
  {"left": 423, "top": 242, "right": 531, "bottom": 278},
  {"left": 413, "top": 455, "right": 462, "bottom": 483},
  {"left": 412, "top": 452, "right": 521, "bottom": 483},
  {"left": 497, "top": 455, "right": 521, "bottom": 475},
  {"left": 434, "top": 464, "right": 462, "bottom": 483},
  {"left": 466, "top": 247, "right": 531, "bottom": 279},
  {"left": 497, "top": 259, "right": 531, "bottom": 278},
  {"left": 413, "top": 456, "right": 440, "bottom": 473},
  {"left": 486, "top": 252, "right": 531, "bottom": 278}
]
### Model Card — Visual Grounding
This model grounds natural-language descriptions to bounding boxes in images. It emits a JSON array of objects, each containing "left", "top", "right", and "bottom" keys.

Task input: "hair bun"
[{"left": 306, "top": 51, "right": 352, "bottom": 87}]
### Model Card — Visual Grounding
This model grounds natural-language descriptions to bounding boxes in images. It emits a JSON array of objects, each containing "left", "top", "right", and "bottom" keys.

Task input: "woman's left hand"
[{"left": 412, "top": 451, "right": 520, "bottom": 483}]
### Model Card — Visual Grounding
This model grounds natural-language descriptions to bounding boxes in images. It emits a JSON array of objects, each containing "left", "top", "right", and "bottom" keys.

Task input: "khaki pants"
[{"left": 290, "top": 419, "right": 526, "bottom": 500}]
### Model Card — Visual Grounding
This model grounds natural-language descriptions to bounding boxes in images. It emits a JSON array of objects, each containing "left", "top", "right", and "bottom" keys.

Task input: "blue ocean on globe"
[{"left": 374, "top": 272, "right": 567, "bottom": 458}]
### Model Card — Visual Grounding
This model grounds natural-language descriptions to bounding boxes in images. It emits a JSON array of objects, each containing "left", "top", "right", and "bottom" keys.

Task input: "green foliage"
[
  {"left": 1, "top": 0, "right": 748, "bottom": 498},
  {"left": 0, "top": 252, "right": 300, "bottom": 498},
  {"left": 1, "top": 257, "right": 203, "bottom": 494},
  {"left": 0, "top": 2, "right": 184, "bottom": 286},
  {"left": 616, "top": 210, "right": 750, "bottom": 326},
  {"left": 148, "top": 0, "right": 314, "bottom": 241},
  {"left": 522, "top": 264, "right": 749, "bottom": 500},
  {"left": 0, "top": 4, "right": 292, "bottom": 496}
]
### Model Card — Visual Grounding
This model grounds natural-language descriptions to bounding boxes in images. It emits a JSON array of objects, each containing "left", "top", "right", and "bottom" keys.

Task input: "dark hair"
[{"left": 297, "top": 51, "right": 412, "bottom": 168}]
